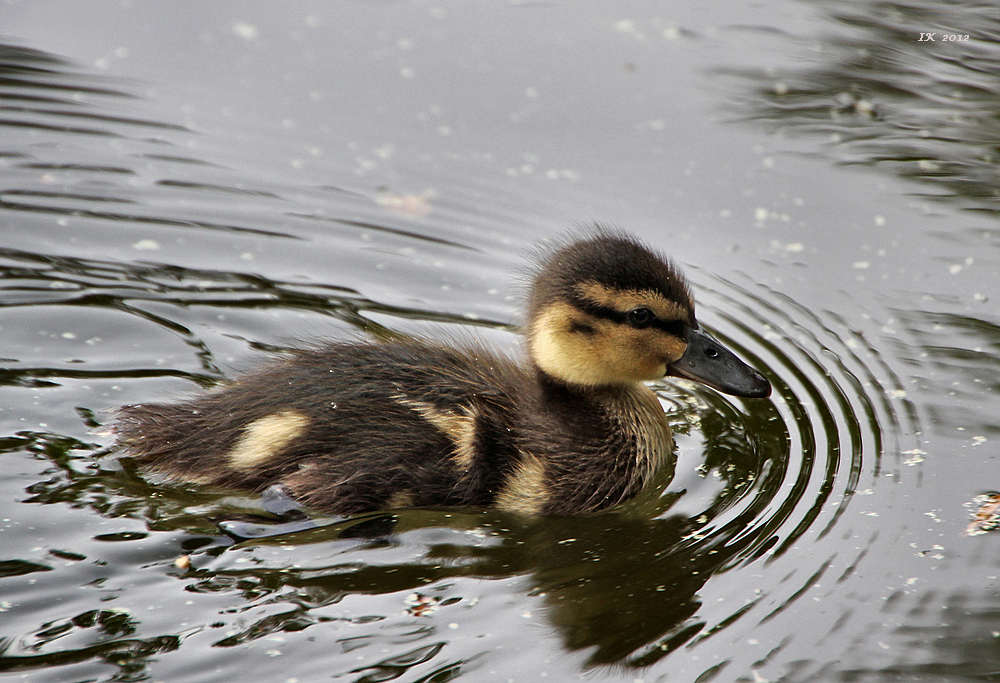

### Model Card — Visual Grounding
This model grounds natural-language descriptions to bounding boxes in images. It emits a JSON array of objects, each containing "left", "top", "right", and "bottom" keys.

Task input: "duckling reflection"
[{"left": 116, "top": 228, "right": 770, "bottom": 515}]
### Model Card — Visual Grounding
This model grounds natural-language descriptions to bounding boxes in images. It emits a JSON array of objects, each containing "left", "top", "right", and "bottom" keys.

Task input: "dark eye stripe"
[
  {"left": 573, "top": 300, "right": 687, "bottom": 338},
  {"left": 651, "top": 318, "right": 687, "bottom": 336}
]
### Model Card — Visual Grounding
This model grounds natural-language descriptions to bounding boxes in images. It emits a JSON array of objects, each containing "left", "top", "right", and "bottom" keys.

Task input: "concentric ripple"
[{"left": 607, "top": 270, "right": 926, "bottom": 665}]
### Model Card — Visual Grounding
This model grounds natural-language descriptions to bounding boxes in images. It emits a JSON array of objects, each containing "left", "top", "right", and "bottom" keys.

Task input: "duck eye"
[{"left": 627, "top": 307, "right": 654, "bottom": 328}]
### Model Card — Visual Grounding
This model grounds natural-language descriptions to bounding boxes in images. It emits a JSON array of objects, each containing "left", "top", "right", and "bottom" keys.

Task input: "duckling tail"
[{"left": 115, "top": 403, "right": 204, "bottom": 459}]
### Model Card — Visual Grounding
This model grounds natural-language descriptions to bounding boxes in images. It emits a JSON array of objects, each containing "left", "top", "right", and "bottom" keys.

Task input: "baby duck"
[{"left": 116, "top": 230, "right": 770, "bottom": 515}]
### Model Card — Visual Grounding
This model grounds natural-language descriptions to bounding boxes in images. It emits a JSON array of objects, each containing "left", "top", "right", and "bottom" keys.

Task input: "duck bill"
[{"left": 667, "top": 328, "right": 771, "bottom": 399}]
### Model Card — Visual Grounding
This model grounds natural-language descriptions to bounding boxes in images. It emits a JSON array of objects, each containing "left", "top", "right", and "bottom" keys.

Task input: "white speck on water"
[
  {"left": 232, "top": 22, "right": 259, "bottom": 41},
  {"left": 874, "top": 215, "right": 886, "bottom": 227},
  {"left": 61, "top": 332, "right": 76, "bottom": 339},
  {"left": 132, "top": 239, "right": 160, "bottom": 251},
  {"left": 853, "top": 261, "right": 870, "bottom": 269}
]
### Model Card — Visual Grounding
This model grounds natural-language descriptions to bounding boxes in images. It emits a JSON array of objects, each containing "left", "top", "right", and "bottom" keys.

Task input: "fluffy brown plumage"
[{"left": 116, "top": 229, "right": 770, "bottom": 515}]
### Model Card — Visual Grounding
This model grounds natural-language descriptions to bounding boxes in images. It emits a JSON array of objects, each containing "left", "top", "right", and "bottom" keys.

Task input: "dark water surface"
[{"left": 1, "top": 2, "right": 998, "bottom": 681}]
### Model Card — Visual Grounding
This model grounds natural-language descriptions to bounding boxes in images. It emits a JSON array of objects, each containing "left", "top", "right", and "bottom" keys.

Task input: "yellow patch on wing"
[
  {"left": 494, "top": 455, "right": 547, "bottom": 515},
  {"left": 227, "top": 410, "right": 309, "bottom": 470},
  {"left": 386, "top": 491, "right": 415, "bottom": 509},
  {"left": 575, "top": 281, "right": 690, "bottom": 321},
  {"left": 395, "top": 397, "right": 478, "bottom": 471}
]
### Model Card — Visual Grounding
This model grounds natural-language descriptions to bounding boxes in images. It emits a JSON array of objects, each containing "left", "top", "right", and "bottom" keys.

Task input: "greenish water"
[{"left": 1, "top": 2, "right": 998, "bottom": 681}]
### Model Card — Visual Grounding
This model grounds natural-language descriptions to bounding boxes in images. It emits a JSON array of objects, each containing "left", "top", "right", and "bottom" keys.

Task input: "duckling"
[{"left": 115, "top": 229, "right": 770, "bottom": 515}]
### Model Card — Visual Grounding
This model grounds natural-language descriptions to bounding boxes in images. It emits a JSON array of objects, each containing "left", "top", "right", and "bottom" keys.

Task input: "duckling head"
[{"left": 527, "top": 231, "right": 771, "bottom": 398}]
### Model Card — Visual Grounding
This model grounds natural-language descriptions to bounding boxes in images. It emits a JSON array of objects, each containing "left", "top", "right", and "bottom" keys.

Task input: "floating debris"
[
  {"left": 964, "top": 492, "right": 1000, "bottom": 536},
  {"left": 404, "top": 592, "right": 440, "bottom": 617},
  {"left": 173, "top": 554, "right": 192, "bottom": 570},
  {"left": 375, "top": 188, "right": 435, "bottom": 217}
]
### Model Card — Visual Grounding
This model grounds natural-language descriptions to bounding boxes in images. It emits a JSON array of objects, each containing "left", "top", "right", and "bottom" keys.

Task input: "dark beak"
[{"left": 667, "top": 328, "right": 771, "bottom": 399}]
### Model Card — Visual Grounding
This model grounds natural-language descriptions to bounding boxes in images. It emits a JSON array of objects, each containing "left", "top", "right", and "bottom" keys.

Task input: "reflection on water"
[
  {"left": 727, "top": 0, "right": 1000, "bottom": 214},
  {"left": 3, "top": 242, "right": 921, "bottom": 679},
  {"left": 893, "top": 308, "right": 1000, "bottom": 437}
]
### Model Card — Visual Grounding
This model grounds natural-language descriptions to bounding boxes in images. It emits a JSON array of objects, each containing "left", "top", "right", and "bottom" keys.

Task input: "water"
[{"left": 1, "top": 1, "right": 998, "bottom": 681}]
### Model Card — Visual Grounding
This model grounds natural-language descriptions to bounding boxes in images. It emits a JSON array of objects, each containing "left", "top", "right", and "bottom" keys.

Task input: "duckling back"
[{"left": 117, "top": 338, "right": 670, "bottom": 514}]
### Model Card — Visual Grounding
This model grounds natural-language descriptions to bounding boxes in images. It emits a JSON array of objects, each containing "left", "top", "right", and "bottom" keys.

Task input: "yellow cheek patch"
[
  {"left": 529, "top": 302, "right": 607, "bottom": 385},
  {"left": 575, "top": 281, "right": 691, "bottom": 321},
  {"left": 228, "top": 410, "right": 309, "bottom": 470},
  {"left": 395, "top": 397, "right": 478, "bottom": 472},
  {"left": 530, "top": 302, "right": 689, "bottom": 385},
  {"left": 655, "top": 335, "right": 687, "bottom": 364}
]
